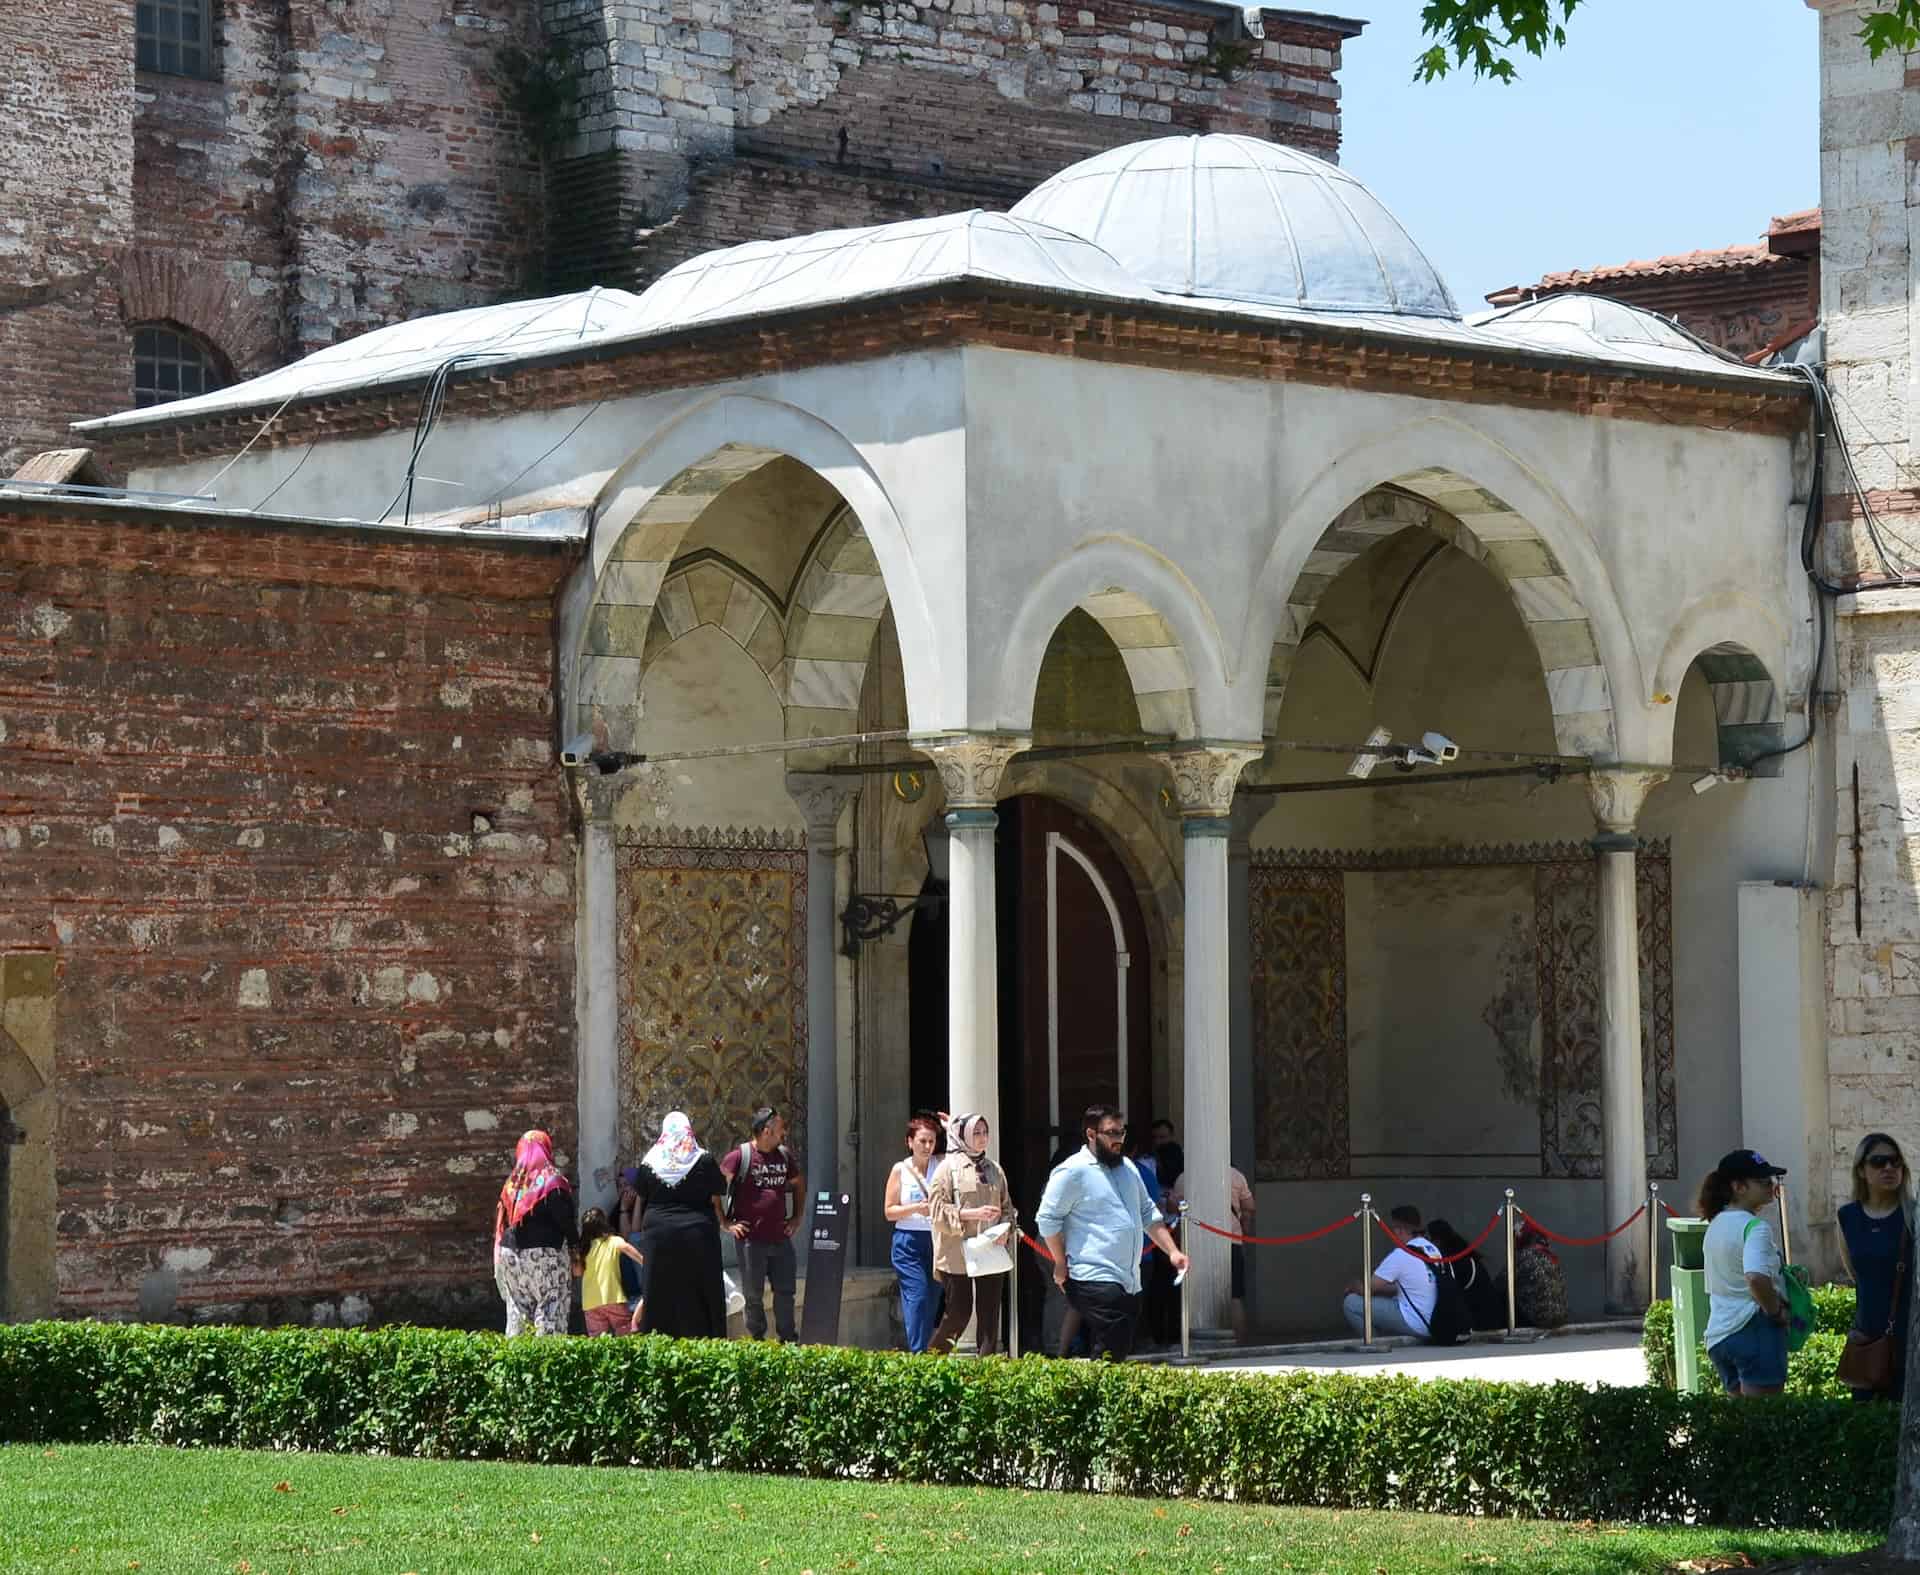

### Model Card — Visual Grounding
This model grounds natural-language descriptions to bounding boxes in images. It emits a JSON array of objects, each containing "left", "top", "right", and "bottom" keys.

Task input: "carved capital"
[
  {"left": 1585, "top": 768, "right": 1668, "bottom": 836},
  {"left": 573, "top": 770, "right": 626, "bottom": 826},
  {"left": 785, "top": 772, "right": 859, "bottom": 850},
  {"left": 921, "top": 735, "right": 1028, "bottom": 809},
  {"left": 1162, "top": 744, "right": 1262, "bottom": 819}
]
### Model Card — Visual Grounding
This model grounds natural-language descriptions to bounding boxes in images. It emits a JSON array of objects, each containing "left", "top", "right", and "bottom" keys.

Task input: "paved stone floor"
[{"left": 1205, "top": 1328, "right": 1648, "bottom": 1386}]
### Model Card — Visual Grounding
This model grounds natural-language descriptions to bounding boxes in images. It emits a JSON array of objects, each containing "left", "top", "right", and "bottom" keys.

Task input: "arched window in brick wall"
[
  {"left": 132, "top": 324, "right": 228, "bottom": 409},
  {"left": 137, "top": 0, "right": 212, "bottom": 77}
]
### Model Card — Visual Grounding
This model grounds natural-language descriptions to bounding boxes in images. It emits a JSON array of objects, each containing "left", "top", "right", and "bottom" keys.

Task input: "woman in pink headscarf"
[{"left": 493, "top": 1129, "right": 578, "bottom": 1336}]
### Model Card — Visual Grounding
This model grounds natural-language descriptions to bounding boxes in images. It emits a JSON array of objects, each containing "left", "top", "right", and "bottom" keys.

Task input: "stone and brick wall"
[
  {"left": 0, "top": 498, "right": 580, "bottom": 1325},
  {"left": 543, "top": 0, "right": 1357, "bottom": 287},
  {"left": 1812, "top": 0, "right": 1920, "bottom": 1209},
  {"left": 1, "top": 1, "right": 136, "bottom": 472}
]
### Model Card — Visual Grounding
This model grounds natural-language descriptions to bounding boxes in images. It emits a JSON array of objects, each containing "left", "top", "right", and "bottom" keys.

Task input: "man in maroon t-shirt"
[{"left": 720, "top": 1106, "right": 806, "bottom": 1341}]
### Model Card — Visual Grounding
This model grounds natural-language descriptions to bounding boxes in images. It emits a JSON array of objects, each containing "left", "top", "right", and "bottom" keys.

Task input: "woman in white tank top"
[{"left": 886, "top": 1117, "right": 944, "bottom": 1352}]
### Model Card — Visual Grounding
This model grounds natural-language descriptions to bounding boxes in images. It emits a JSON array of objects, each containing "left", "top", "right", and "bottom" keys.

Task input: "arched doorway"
[{"left": 907, "top": 792, "right": 1154, "bottom": 1343}]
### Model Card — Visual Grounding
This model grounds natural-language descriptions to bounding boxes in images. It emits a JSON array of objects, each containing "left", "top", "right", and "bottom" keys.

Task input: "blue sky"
[{"left": 1337, "top": 1, "right": 1820, "bottom": 311}]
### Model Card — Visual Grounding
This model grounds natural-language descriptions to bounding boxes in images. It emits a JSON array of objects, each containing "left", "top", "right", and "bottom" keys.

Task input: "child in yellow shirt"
[{"left": 577, "top": 1206, "right": 645, "bottom": 1334}]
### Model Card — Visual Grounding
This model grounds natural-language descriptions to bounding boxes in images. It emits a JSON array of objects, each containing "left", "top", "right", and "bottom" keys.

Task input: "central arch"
[{"left": 1245, "top": 417, "right": 1644, "bottom": 762}]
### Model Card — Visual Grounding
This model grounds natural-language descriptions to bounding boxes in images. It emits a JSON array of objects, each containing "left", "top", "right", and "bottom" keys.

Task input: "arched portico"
[
  {"left": 571, "top": 393, "right": 951, "bottom": 751},
  {"left": 994, "top": 539, "right": 1236, "bottom": 741},
  {"left": 1246, "top": 416, "right": 1648, "bottom": 764}
]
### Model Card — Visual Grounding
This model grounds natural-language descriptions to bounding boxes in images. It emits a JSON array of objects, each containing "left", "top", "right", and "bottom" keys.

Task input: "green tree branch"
[{"left": 1417, "top": 0, "right": 1920, "bottom": 82}]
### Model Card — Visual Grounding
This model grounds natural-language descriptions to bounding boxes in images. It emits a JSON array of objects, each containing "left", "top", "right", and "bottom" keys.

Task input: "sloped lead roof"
[
  {"left": 627, "top": 210, "right": 1146, "bottom": 332},
  {"left": 1012, "top": 133, "right": 1460, "bottom": 319},
  {"left": 76, "top": 137, "right": 1790, "bottom": 437}
]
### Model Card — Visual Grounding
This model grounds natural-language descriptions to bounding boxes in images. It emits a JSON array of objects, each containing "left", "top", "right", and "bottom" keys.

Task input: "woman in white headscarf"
[
  {"left": 928, "top": 1112, "right": 1018, "bottom": 1356},
  {"left": 631, "top": 1110, "right": 729, "bottom": 1338}
]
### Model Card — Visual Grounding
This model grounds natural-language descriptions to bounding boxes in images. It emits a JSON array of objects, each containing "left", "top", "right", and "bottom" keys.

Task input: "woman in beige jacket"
[{"left": 928, "top": 1111, "right": 1018, "bottom": 1355}]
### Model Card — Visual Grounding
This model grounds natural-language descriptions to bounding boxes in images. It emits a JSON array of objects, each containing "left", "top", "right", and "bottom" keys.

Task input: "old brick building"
[
  {"left": 1, "top": 0, "right": 1361, "bottom": 471},
  {"left": 1485, "top": 208, "right": 1822, "bottom": 362}
]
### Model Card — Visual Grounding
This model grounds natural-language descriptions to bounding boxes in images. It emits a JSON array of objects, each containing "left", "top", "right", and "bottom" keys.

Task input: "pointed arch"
[
  {"left": 994, "top": 537, "right": 1233, "bottom": 741},
  {"left": 783, "top": 505, "right": 889, "bottom": 741},
  {"left": 571, "top": 394, "right": 944, "bottom": 750},
  {"left": 1245, "top": 417, "right": 1644, "bottom": 762}
]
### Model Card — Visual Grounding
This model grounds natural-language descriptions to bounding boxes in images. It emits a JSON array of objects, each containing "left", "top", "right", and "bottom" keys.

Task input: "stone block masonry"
[
  {"left": 0, "top": 499, "right": 581, "bottom": 1326},
  {"left": 543, "top": 0, "right": 1357, "bottom": 287}
]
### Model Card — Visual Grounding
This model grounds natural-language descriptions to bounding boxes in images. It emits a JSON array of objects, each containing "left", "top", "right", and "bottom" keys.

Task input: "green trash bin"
[{"left": 1666, "top": 1216, "right": 1710, "bottom": 1393}]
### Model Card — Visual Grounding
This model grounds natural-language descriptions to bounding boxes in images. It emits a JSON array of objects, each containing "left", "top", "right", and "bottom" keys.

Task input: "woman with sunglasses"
[{"left": 1838, "top": 1133, "right": 1914, "bottom": 1402}]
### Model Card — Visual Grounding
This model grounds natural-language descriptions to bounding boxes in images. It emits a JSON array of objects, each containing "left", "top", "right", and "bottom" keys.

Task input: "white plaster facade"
[{"left": 79, "top": 134, "right": 1825, "bottom": 1334}]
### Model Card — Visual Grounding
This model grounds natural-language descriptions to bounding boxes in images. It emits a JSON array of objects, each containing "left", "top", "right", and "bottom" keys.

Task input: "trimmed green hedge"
[
  {"left": 1643, "top": 1288, "right": 1856, "bottom": 1398},
  {"left": 0, "top": 1321, "right": 1897, "bottom": 1531}
]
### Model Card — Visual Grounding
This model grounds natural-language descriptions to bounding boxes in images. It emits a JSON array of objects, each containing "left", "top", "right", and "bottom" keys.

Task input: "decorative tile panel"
[
  {"left": 1250, "top": 866, "right": 1348, "bottom": 1181},
  {"left": 617, "top": 828, "right": 807, "bottom": 1166}
]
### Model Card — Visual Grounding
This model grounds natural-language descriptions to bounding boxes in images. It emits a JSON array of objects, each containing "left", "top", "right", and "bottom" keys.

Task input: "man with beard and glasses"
[{"left": 1035, "top": 1103, "right": 1189, "bottom": 1359}]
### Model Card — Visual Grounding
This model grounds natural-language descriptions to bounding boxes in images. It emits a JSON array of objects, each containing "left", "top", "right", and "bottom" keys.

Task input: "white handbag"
[{"left": 963, "top": 1223, "right": 1013, "bottom": 1278}]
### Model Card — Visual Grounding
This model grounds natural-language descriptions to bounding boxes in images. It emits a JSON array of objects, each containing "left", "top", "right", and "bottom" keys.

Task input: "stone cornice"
[{"left": 89, "top": 282, "right": 1810, "bottom": 468}]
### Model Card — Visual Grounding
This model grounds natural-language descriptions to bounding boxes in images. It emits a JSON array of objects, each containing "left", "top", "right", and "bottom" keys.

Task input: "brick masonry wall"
[
  {"left": 0, "top": 501, "right": 581, "bottom": 1326},
  {"left": 0, "top": 0, "right": 136, "bottom": 472}
]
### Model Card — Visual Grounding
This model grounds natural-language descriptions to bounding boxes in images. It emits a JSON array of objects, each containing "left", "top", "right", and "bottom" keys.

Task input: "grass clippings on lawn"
[{"left": 0, "top": 1444, "right": 1878, "bottom": 1575}]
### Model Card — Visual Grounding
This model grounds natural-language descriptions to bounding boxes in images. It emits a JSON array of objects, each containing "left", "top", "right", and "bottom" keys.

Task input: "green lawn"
[{"left": 0, "top": 1444, "right": 1874, "bottom": 1574}]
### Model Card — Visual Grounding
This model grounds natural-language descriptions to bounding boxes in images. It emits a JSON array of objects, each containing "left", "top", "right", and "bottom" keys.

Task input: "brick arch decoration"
[
  {"left": 783, "top": 504, "right": 890, "bottom": 741},
  {"left": 118, "top": 249, "right": 282, "bottom": 377},
  {"left": 639, "top": 556, "right": 788, "bottom": 701},
  {"left": 1264, "top": 478, "right": 1616, "bottom": 758},
  {"left": 1072, "top": 589, "right": 1196, "bottom": 739},
  {"left": 1688, "top": 642, "right": 1783, "bottom": 769}
]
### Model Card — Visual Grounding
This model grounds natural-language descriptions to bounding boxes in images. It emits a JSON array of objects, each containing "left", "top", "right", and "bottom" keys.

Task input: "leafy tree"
[{"left": 1416, "top": 0, "right": 1920, "bottom": 82}]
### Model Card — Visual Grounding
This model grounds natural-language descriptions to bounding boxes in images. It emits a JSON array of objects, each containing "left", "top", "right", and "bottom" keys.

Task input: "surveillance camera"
[
  {"left": 560, "top": 731, "right": 595, "bottom": 768},
  {"left": 1420, "top": 732, "right": 1459, "bottom": 765}
]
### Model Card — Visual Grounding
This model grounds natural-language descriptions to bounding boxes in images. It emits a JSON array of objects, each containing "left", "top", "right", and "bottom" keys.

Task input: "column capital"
[
  {"left": 921, "top": 734, "right": 1029, "bottom": 809},
  {"left": 1162, "top": 743, "right": 1263, "bottom": 820},
  {"left": 1585, "top": 767, "right": 1668, "bottom": 838},
  {"left": 785, "top": 772, "right": 859, "bottom": 849},
  {"left": 573, "top": 770, "right": 626, "bottom": 825}
]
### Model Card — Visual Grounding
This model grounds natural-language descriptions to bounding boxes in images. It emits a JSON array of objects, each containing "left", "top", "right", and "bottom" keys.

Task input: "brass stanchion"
[
  {"left": 1647, "top": 1182, "right": 1661, "bottom": 1307},
  {"left": 1504, "top": 1188, "right": 1517, "bottom": 1337},
  {"left": 1178, "top": 1202, "right": 1191, "bottom": 1364},
  {"left": 1778, "top": 1181, "right": 1793, "bottom": 1266},
  {"left": 1008, "top": 1259, "right": 1020, "bottom": 1360},
  {"left": 1360, "top": 1192, "right": 1374, "bottom": 1347}
]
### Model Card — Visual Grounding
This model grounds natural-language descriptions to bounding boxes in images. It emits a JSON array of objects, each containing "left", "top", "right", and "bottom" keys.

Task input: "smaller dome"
[
  {"left": 1472, "top": 293, "right": 1706, "bottom": 351},
  {"left": 627, "top": 209, "right": 1146, "bottom": 332},
  {"left": 1011, "top": 135, "right": 1460, "bottom": 319}
]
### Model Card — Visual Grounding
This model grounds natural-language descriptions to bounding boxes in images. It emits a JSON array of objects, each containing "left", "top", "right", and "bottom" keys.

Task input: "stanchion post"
[
  {"left": 1778, "top": 1181, "right": 1793, "bottom": 1266},
  {"left": 1360, "top": 1192, "right": 1374, "bottom": 1347},
  {"left": 1178, "top": 1202, "right": 1191, "bottom": 1364},
  {"left": 1647, "top": 1182, "right": 1660, "bottom": 1307},
  {"left": 1504, "top": 1188, "right": 1517, "bottom": 1337},
  {"left": 1009, "top": 1260, "right": 1020, "bottom": 1360}
]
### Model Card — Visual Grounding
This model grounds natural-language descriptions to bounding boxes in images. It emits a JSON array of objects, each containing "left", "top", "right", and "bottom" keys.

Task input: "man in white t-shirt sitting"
[{"left": 1341, "top": 1203, "right": 1438, "bottom": 1338}]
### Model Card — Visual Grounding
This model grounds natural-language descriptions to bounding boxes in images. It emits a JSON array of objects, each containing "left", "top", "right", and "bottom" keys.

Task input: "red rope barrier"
[
  {"left": 1660, "top": 1200, "right": 1679, "bottom": 1217},
  {"left": 1374, "top": 1210, "right": 1504, "bottom": 1264},
  {"left": 1517, "top": 1203, "right": 1647, "bottom": 1247},
  {"left": 1020, "top": 1231, "right": 1055, "bottom": 1262},
  {"left": 1189, "top": 1211, "right": 1359, "bottom": 1247}
]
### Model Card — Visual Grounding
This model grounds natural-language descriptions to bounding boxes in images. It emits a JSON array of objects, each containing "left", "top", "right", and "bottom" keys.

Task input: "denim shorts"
[{"left": 1708, "top": 1311, "right": 1788, "bottom": 1393}]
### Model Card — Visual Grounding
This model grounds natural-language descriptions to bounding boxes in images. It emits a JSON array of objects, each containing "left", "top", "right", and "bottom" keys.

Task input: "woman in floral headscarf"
[
  {"left": 631, "top": 1110, "right": 729, "bottom": 1338},
  {"left": 494, "top": 1129, "right": 578, "bottom": 1336},
  {"left": 928, "top": 1112, "right": 1018, "bottom": 1356}
]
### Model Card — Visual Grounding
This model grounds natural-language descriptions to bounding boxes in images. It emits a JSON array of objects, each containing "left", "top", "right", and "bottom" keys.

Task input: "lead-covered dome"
[{"left": 1011, "top": 134, "right": 1460, "bottom": 320}]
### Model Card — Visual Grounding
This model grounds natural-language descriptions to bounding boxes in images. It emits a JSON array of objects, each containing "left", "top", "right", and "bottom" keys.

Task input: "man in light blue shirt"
[{"left": 1035, "top": 1103, "right": 1188, "bottom": 1359}]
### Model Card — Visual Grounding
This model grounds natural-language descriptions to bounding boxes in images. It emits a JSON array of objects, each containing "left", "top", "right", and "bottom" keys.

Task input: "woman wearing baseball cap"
[{"left": 1698, "top": 1148, "right": 1791, "bottom": 1397}]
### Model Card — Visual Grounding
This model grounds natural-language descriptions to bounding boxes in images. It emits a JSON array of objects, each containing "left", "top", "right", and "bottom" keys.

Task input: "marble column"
[
  {"left": 574, "top": 773, "right": 623, "bottom": 1213},
  {"left": 1587, "top": 767, "right": 1667, "bottom": 1314},
  {"left": 786, "top": 773, "right": 860, "bottom": 1197},
  {"left": 1164, "top": 744, "right": 1261, "bottom": 1334},
  {"left": 923, "top": 737, "right": 1027, "bottom": 1141}
]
